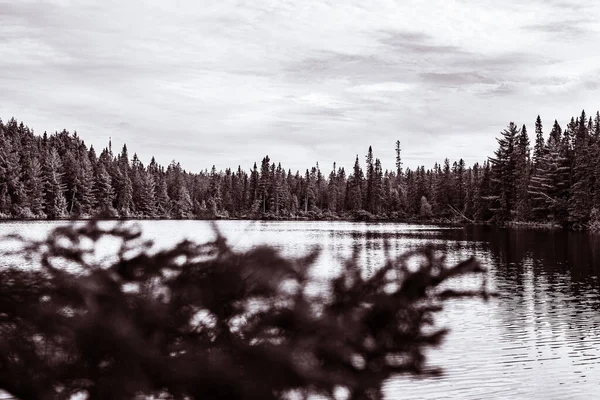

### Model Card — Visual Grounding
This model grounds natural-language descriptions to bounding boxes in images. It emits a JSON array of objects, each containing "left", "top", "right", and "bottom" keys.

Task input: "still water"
[{"left": 2, "top": 220, "right": 600, "bottom": 399}]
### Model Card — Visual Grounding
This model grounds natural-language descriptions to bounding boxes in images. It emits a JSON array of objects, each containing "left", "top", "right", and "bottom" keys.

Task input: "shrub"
[{"left": 0, "top": 221, "right": 493, "bottom": 400}]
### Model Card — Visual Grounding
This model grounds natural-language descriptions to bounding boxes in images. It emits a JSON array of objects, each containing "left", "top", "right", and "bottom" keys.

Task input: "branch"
[{"left": 447, "top": 205, "right": 475, "bottom": 223}]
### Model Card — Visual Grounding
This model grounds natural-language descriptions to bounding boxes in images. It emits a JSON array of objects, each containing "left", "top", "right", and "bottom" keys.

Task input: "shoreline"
[{"left": 0, "top": 214, "right": 579, "bottom": 232}]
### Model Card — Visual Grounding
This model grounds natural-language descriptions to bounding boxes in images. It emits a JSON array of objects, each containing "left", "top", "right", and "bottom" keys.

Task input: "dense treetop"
[{"left": 1, "top": 112, "right": 600, "bottom": 229}]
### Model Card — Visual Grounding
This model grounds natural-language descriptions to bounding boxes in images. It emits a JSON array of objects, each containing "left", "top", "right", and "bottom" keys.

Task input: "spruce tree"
[
  {"left": 20, "top": 151, "right": 45, "bottom": 217},
  {"left": 373, "top": 158, "right": 384, "bottom": 214},
  {"left": 76, "top": 145, "right": 96, "bottom": 215},
  {"left": 259, "top": 156, "right": 271, "bottom": 213},
  {"left": 115, "top": 166, "right": 134, "bottom": 216},
  {"left": 528, "top": 130, "right": 570, "bottom": 223},
  {"left": 365, "top": 146, "right": 375, "bottom": 213},
  {"left": 93, "top": 163, "right": 115, "bottom": 213},
  {"left": 175, "top": 185, "right": 193, "bottom": 218},
  {"left": 43, "top": 148, "right": 68, "bottom": 219},
  {"left": 533, "top": 115, "right": 544, "bottom": 168},
  {"left": 569, "top": 111, "right": 593, "bottom": 225},
  {"left": 0, "top": 135, "right": 25, "bottom": 216},
  {"left": 515, "top": 124, "right": 531, "bottom": 220},
  {"left": 347, "top": 155, "right": 363, "bottom": 211},
  {"left": 155, "top": 174, "right": 171, "bottom": 217},
  {"left": 208, "top": 165, "right": 222, "bottom": 213},
  {"left": 487, "top": 122, "right": 520, "bottom": 223},
  {"left": 139, "top": 171, "right": 157, "bottom": 217}
]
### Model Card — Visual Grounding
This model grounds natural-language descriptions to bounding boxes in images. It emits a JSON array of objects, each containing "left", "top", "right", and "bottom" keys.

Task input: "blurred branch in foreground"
[{"left": 0, "top": 221, "right": 494, "bottom": 400}]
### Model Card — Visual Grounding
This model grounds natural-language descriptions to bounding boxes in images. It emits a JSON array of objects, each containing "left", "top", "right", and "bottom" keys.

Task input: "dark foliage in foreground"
[{"left": 0, "top": 222, "right": 492, "bottom": 400}]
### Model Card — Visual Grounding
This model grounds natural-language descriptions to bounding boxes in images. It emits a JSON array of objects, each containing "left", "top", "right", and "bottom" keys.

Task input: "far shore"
[{"left": 0, "top": 213, "right": 575, "bottom": 232}]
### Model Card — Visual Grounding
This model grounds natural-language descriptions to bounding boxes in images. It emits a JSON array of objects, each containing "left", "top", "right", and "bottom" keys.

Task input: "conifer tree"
[
  {"left": 487, "top": 122, "right": 520, "bottom": 223},
  {"left": 138, "top": 171, "right": 157, "bottom": 217},
  {"left": 0, "top": 135, "right": 24, "bottom": 215},
  {"left": 249, "top": 162, "right": 260, "bottom": 211},
  {"left": 395, "top": 140, "right": 403, "bottom": 178},
  {"left": 373, "top": 158, "right": 384, "bottom": 214},
  {"left": 175, "top": 185, "right": 193, "bottom": 218},
  {"left": 455, "top": 159, "right": 466, "bottom": 211},
  {"left": 515, "top": 124, "right": 531, "bottom": 220},
  {"left": 569, "top": 111, "right": 593, "bottom": 225},
  {"left": 43, "top": 148, "right": 68, "bottom": 219},
  {"left": 115, "top": 166, "right": 134, "bottom": 216},
  {"left": 365, "top": 146, "right": 375, "bottom": 213},
  {"left": 75, "top": 145, "right": 96, "bottom": 215},
  {"left": 93, "top": 163, "right": 115, "bottom": 213},
  {"left": 259, "top": 156, "right": 271, "bottom": 213},
  {"left": 533, "top": 115, "right": 544, "bottom": 168},
  {"left": 155, "top": 174, "right": 171, "bottom": 217},
  {"left": 208, "top": 165, "right": 222, "bottom": 213},
  {"left": 347, "top": 155, "right": 363, "bottom": 211},
  {"left": 528, "top": 129, "right": 570, "bottom": 223},
  {"left": 327, "top": 163, "right": 338, "bottom": 212}
]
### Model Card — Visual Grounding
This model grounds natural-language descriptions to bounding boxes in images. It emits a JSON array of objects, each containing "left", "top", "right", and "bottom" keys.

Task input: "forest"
[{"left": 1, "top": 110, "right": 599, "bottom": 230}]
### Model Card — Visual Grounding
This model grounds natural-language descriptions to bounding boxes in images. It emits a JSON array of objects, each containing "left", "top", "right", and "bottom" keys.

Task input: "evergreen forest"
[{"left": 1, "top": 111, "right": 600, "bottom": 229}]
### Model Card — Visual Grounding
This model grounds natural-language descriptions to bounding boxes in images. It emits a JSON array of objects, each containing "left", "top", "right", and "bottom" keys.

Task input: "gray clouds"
[{"left": 2, "top": 0, "right": 600, "bottom": 173}]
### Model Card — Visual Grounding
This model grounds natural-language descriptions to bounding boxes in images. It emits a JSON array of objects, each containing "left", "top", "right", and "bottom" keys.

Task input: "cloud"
[
  {"left": 522, "top": 20, "right": 597, "bottom": 38},
  {"left": 377, "top": 29, "right": 465, "bottom": 56},
  {"left": 1, "top": 0, "right": 600, "bottom": 174},
  {"left": 419, "top": 72, "right": 496, "bottom": 86}
]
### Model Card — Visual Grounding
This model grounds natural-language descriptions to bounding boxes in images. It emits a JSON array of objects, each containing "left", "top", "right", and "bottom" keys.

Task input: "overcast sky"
[{"left": 2, "top": 0, "right": 600, "bottom": 173}]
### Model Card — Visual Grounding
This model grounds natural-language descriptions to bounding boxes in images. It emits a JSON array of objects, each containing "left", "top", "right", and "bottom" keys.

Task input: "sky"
[{"left": 1, "top": 0, "right": 600, "bottom": 174}]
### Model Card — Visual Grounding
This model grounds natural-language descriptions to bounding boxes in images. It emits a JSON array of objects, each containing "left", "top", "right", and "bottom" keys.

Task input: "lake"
[{"left": 2, "top": 220, "right": 600, "bottom": 399}]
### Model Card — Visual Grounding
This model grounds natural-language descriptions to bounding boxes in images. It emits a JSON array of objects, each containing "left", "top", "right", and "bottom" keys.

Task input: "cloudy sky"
[{"left": 1, "top": 0, "right": 600, "bottom": 173}]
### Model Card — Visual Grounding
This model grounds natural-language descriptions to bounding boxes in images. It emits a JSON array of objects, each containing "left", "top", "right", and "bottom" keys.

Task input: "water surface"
[{"left": 2, "top": 220, "right": 600, "bottom": 399}]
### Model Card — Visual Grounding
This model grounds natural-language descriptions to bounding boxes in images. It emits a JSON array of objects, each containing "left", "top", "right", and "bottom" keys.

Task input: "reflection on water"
[{"left": 2, "top": 221, "right": 600, "bottom": 399}]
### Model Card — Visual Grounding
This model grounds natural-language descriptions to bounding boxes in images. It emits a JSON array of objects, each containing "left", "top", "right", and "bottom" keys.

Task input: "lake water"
[{"left": 2, "top": 220, "right": 600, "bottom": 399}]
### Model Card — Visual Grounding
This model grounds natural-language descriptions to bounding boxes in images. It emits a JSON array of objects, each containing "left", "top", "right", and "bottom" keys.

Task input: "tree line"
[{"left": 1, "top": 111, "right": 600, "bottom": 228}]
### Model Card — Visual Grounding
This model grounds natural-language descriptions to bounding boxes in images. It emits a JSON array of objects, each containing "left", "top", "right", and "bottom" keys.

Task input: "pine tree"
[
  {"left": 221, "top": 168, "right": 234, "bottom": 214},
  {"left": 533, "top": 115, "right": 544, "bottom": 168},
  {"left": 138, "top": 171, "right": 157, "bottom": 217},
  {"left": 487, "top": 122, "right": 520, "bottom": 223},
  {"left": 115, "top": 166, "right": 134, "bottom": 216},
  {"left": 474, "top": 161, "right": 493, "bottom": 221},
  {"left": 93, "top": 163, "right": 115, "bottom": 213},
  {"left": 433, "top": 159, "right": 452, "bottom": 216},
  {"left": 0, "top": 134, "right": 25, "bottom": 215},
  {"left": 569, "top": 111, "right": 593, "bottom": 225},
  {"left": 75, "top": 145, "right": 95, "bottom": 215},
  {"left": 259, "top": 156, "right": 271, "bottom": 213},
  {"left": 373, "top": 158, "right": 384, "bottom": 214},
  {"left": 249, "top": 162, "right": 259, "bottom": 211},
  {"left": 528, "top": 129, "right": 570, "bottom": 223},
  {"left": 395, "top": 140, "right": 403, "bottom": 178},
  {"left": 21, "top": 153, "right": 45, "bottom": 217},
  {"left": 365, "top": 146, "right": 375, "bottom": 212},
  {"left": 208, "top": 165, "right": 222, "bottom": 213},
  {"left": 347, "top": 155, "right": 363, "bottom": 211},
  {"left": 175, "top": 185, "right": 193, "bottom": 218},
  {"left": 43, "top": 148, "right": 68, "bottom": 219},
  {"left": 336, "top": 167, "right": 346, "bottom": 213},
  {"left": 155, "top": 174, "right": 170, "bottom": 217},
  {"left": 270, "top": 163, "right": 283, "bottom": 214},
  {"left": 548, "top": 120, "right": 562, "bottom": 145},
  {"left": 327, "top": 163, "right": 338, "bottom": 212},
  {"left": 594, "top": 112, "right": 600, "bottom": 140},
  {"left": 515, "top": 124, "right": 531, "bottom": 220},
  {"left": 455, "top": 159, "right": 466, "bottom": 212}
]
